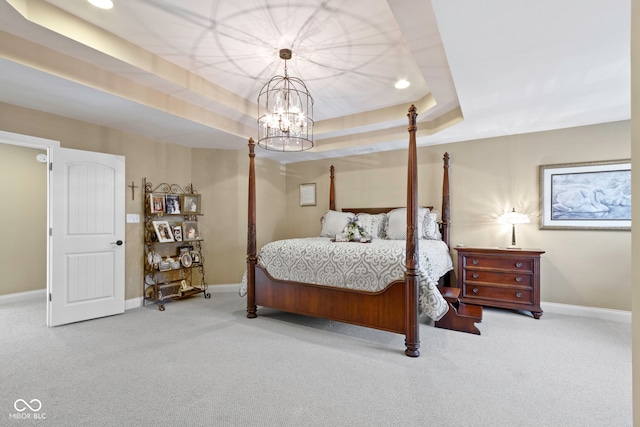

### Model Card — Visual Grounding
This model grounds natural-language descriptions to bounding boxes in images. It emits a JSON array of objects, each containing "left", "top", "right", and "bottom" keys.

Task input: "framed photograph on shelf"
[
  {"left": 152, "top": 220, "right": 175, "bottom": 242},
  {"left": 149, "top": 194, "right": 165, "bottom": 213},
  {"left": 539, "top": 159, "right": 631, "bottom": 230},
  {"left": 172, "top": 225, "right": 183, "bottom": 241},
  {"left": 182, "top": 221, "right": 199, "bottom": 240},
  {"left": 299, "top": 183, "right": 316, "bottom": 206},
  {"left": 165, "top": 194, "right": 181, "bottom": 214},
  {"left": 190, "top": 250, "right": 201, "bottom": 264},
  {"left": 182, "top": 194, "right": 201, "bottom": 214}
]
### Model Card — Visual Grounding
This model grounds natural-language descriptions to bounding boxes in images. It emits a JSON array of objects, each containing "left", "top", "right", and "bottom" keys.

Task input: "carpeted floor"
[{"left": 0, "top": 290, "right": 632, "bottom": 426}]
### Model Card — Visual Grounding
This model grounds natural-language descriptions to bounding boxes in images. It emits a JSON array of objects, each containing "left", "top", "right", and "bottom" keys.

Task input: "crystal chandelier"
[{"left": 257, "top": 49, "right": 314, "bottom": 151}]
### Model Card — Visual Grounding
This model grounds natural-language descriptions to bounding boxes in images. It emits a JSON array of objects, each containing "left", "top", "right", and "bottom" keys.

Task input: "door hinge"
[
  {"left": 49, "top": 162, "right": 52, "bottom": 171},
  {"left": 49, "top": 293, "right": 52, "bottom": 302},
  {"left": 49, "top": 228, "right": 52, "bottom": 236}
]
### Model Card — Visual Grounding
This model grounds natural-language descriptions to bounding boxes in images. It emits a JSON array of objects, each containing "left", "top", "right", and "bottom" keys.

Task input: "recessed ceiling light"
[
  {"left": 394, "top": 79, "right": 410, "bottom": 89},
  {"left": 88, "top": 0, "right": 114, "bottom": 9}
]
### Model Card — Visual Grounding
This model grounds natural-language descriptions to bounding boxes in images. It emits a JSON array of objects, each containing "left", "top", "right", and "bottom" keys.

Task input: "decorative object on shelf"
[
  {"left": 147, "top": 251, "right": 161, "bottom": 267},
  {"left": 165, "top": 194, "right": 181, "bottom": 214},
  {"left": 180, "top": 252, "right": 193, "bottom": 268},
  {"left": 149, "top": 194, "right": 165, "bottom": 213},
  {"left": 172, "top": 225, "right": 183, "bottom": 241},
  {"left": 182, "top": 221, "right": 199, "bottom": 240},
  {"left": 182, "top": 194, "right": 201, "bottom": 214},
  {"left": 539, "top": 159, "right": 631, "bottom": 231},
  {"left": 499, "top": 208, "right": 530, "bottom": 248},
  {"left": 152, "top": 220, "right": 175, "bottom": 243},
  {"left": 143, "top": 178, "right": 210, "bottom": 311},
  {"left": 257, "top": 48, "right": 314, "bottom": 152}
]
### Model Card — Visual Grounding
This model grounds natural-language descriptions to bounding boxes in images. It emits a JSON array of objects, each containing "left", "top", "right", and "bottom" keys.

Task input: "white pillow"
[
  {"left": 320, "top": 210, "right": 354, "bottom": 237},
  {"left": 424, "top": 212, "right": 442, "bottom": 240},
  {"left": 355, "top": 213, "right": 386, "bottom": 239},
  {"left": 385, "top": 208, "right": 430, "bottom": 240}
]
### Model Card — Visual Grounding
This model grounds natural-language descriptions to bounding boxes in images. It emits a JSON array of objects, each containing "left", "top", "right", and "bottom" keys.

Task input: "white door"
[{"left": 48, "top": 147, "right": 125, "bottom": 326}]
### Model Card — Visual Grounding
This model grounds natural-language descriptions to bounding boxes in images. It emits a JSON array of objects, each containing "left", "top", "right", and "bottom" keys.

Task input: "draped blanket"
[{"left": 240, "top": 237, "right": 452, "bottom": 321}]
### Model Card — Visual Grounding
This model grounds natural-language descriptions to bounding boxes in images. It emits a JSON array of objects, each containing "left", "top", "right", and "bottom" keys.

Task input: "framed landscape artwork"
[{"left": 539, "top": 159, "right": 631, "bottom": 230}]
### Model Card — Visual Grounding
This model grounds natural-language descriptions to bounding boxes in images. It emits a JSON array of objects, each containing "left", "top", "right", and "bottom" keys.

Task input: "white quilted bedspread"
[{"left": 240, "top": 237, "right": 452, "bottom": 321}]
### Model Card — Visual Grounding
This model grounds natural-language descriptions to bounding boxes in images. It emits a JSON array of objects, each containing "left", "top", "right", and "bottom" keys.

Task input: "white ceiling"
[{"left": 0, "top": 0, "right": 630, "bottom": 163}]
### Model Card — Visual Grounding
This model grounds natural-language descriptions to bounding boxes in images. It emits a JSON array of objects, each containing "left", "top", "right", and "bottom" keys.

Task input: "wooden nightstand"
[{"left": 455, "top": 247, "right": 545, "bottom": 318}]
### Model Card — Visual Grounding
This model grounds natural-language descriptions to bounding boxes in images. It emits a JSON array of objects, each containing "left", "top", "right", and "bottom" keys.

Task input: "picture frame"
[
  {"left": 152, "top": 220, "right": 175, "bottom": 242},
  {"left": 299, "top": 183, "right": 316, "bottom": 206},
  {"left": 190, "top": 250, "right": 201, "bottom": 264},
  {"left": 539, "top": 159, "right": 631, "bottom": 231},
  {"left": 182, "top": 221, "right": 199, "bottom": 240},
  {"left": 172, "top": 225, "right": 183, "bottom": 241},
  {"left": 149, "top": 194, "right": 165, "bottom": 213},
  {"left": 182, "top": 194, "right": 201, "bottom": 214},
  {"left": 165, "top": 194, "right": 181, "bottom": 214}
]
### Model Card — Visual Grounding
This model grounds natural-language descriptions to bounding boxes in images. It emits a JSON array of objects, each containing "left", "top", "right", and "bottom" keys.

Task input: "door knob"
[{"left": 111, "top": 240, "right": 124, "bottom": 246}]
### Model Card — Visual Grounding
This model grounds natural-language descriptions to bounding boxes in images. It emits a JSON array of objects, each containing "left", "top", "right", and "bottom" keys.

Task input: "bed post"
[
  {"left": 246, "top": 138, "right": 257, "bottom": 318},
  {"left": 405, "top": 105, "right": 420, "bottom": 358},
  {"left": 441, "top": 153, "right": 451, "bottom": 247},
  {"left": 440, "top": 152, "right": 451, "bottom": 287},
  {"left": 329, "top": 165, "right": 336, "bottom": 211}
]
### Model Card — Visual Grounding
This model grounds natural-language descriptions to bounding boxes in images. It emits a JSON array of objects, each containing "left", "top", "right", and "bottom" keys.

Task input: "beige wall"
[
  {"left": 285, "top": 120, "right": 631, "bottom": 311},
  {"left": 0, "top": 102, "right": 286, "bottom": 301},
  {"left": 0, "top": 101, "right": 631, "bottom": 313},
  {"left": 0, "top": 144, "right": 47, "bottom": 295}
]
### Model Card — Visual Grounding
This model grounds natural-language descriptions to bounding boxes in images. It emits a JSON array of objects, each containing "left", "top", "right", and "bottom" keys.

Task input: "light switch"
[{"left": 126, "top": 214, "right": 140, "bottom": 223}]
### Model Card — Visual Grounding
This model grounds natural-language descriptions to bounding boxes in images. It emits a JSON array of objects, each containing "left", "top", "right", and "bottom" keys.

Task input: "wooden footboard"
[{"left": 254, "top": 265, "right": 407, "bottom": 334}]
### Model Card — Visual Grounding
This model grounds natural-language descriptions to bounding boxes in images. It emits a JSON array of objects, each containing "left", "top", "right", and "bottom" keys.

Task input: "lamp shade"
[
  {"left": 499, "top": 208, "right": 530, "bottom": 248},
  {"left": 499, "top": 208, "right": 530, "bottom": 225}
]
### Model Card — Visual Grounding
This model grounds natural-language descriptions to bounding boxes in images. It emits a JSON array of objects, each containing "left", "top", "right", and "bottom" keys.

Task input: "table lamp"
[{"left": 499, "top": 208, "right": 530, "bottom": 248}]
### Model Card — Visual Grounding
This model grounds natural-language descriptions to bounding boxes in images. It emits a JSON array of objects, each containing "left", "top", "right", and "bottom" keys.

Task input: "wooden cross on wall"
[{"left": 128, "top": 181, "right": 138, "bottom": 201}]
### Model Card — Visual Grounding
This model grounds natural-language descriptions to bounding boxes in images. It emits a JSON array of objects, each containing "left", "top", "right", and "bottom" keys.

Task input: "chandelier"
[{"left": 257, "top": 49, "right": 314, "bottom": 152}]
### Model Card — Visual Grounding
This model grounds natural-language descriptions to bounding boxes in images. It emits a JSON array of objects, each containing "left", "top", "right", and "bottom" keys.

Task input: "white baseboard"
[
  {"left": 0, "top": 289, "right": 46, "bottom": 305},
  {"left": 541, "top": 301, "right": 631, "bottom": 323},
  {"left": 4, "top": 288, "right": 627, "bottom": 323}
]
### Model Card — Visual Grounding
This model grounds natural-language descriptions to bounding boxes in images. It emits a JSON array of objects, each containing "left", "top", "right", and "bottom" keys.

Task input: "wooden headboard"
[
  {"left": 341, "top": 207, "right": 433, "bottom": 215},
  {"left": 326, "top": 152, "right": 451, "bottom": 249}
]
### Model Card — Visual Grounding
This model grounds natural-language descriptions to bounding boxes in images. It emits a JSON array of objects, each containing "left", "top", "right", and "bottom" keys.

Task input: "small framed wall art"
[{"left": 299, "top": 183, "right": 316, "bottom": 207}]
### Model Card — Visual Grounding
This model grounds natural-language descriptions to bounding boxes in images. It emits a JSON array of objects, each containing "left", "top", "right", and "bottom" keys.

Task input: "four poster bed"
[{"left": 242, "top": 105, "right": 481, "bottom": 357}]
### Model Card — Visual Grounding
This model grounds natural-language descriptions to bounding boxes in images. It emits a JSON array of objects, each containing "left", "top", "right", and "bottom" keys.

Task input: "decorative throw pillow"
[
  {"left": 385, "top": 207, "right": 429, "bottom": 240},
  {"left": 355, "top": 213, "right": 386, "bottom": 239},
  {"left": 320, "top": 210, "right": 354, "bottom": 237},
  {"left": 423, "top": 212, "right": 442, "bottom": 240}
]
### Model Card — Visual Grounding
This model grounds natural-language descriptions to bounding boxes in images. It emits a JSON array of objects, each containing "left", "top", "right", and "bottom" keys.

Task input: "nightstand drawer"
[
  {"left": 463, "top": 270, "right": 532, "bottom": 286},
  {"left": 462, "top": 284, "right": 533, "bottom": 305},
  {"left": 462, "top": 255, "right": 533, "bottom": 272}
]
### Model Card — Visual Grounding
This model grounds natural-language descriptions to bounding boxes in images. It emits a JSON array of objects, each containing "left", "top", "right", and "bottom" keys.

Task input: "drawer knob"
[
  {"left": 515, "top": 262, "right": 523, "bottom": 268},
  {"left": 472, "top": 288, "right": 479, "bottom": 294},
  {"left": 472, "top": 273, "right": 479, "bottom": 279},
  {"left": 515, "top": 277, "right": 523, "bottom": 283},
  {"left": 472, "top": 259, "right": 479, "bottom": 265},
  {"left": 516, "top": 292, "right": 523, "bottom": 298}
]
